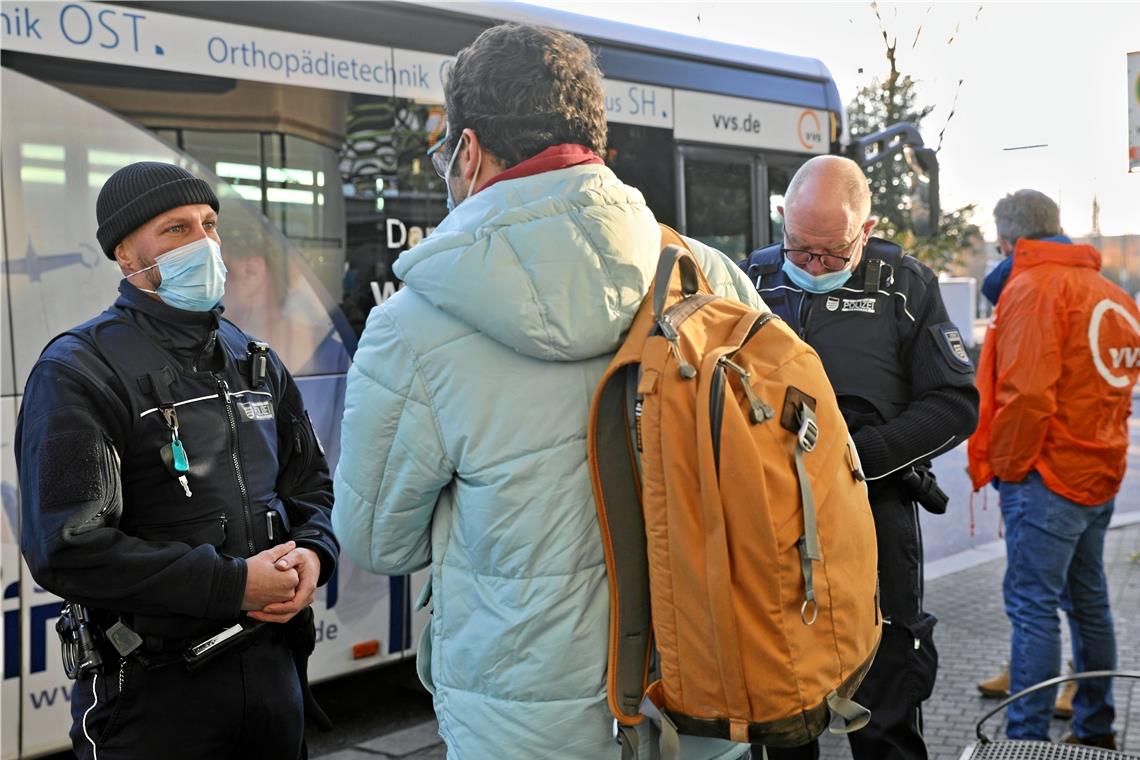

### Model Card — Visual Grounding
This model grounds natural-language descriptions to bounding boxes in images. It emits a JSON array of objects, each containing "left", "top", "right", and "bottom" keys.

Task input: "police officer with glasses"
[
  {"left": 743, "top": 155, "right": 978, "bottom": 760},
  {"left": 16, "top": 162, "right": 337, "bottom": 760}
]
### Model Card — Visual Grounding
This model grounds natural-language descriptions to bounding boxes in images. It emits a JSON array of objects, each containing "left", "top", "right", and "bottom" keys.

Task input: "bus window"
[
  {"left": 0, "top": 69, "right": 352, "bottom": 390},
  {"left": 682, "top": 152, "right": 754, "bottom": 261},
  {"left": 261, "top": 133, "right": 346, "bottom": 304},
  {"left": 606, "top": 123, "right": 677, "bottom": 228},
  {"left": 340, "top": 96, "right": 448, "bottom": 336}
]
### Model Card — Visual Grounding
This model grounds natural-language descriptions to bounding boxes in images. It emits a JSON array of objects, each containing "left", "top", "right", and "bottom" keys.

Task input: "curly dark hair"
[{"left": 443, "top": 23, "right": 608, "bottom": 168}]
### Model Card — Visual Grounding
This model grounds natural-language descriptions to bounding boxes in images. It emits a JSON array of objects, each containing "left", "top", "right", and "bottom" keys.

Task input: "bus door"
[
  {"left": 676, "top": 145, "right": 762, "bottom": 264},
  {"left": 676, "top": 146, "right": 811, "bottom": 262}
]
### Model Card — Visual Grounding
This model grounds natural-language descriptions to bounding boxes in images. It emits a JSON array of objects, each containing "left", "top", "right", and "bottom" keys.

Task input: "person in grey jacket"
[{"left": 333, "top": 23, "right": 761, "bottom": 760}]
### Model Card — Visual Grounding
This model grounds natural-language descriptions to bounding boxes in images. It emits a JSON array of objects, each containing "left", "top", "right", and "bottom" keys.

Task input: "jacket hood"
[
  {"left": 392, "top": 164, "right": 659, "bottom": 361},
  {"left": 1011, "top": 237, "right": 1101, "bottom": 276}
]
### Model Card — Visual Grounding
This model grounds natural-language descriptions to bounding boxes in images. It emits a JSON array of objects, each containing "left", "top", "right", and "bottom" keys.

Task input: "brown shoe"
[
  {"left": 1054, "top": 678, "right": 1076, "bottom": 719},
  {"left": 977, "top": 665, "right": 1010, "bottom": 698},
  {"left": 1062, "top": 732, "right": 1116, "bottom": 750},
  {"left": 1053, "top": 660, "right": 1076, "bottom": 719}
]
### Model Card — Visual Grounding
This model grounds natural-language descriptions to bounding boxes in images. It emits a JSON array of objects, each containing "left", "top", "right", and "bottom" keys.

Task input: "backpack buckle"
[{"left": 796, "top": 406, "right": 819, "bottom": 452}]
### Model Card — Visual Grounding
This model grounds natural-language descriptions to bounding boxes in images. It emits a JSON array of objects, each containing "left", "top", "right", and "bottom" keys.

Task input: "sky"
[{"left": 529, "top": 1, "right": 1140, "bottom": 239}]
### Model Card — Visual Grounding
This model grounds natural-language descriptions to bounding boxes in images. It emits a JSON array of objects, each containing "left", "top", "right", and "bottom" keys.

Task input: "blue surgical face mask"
[
  {"left": 127, "top": 236, "right": 227, "bottom": 311},
  {"left": 782, "top": 257, "right": 853, "bottom": 294},
  {"left": 444, "top": 135, "right": 482, "bottom": 213}
]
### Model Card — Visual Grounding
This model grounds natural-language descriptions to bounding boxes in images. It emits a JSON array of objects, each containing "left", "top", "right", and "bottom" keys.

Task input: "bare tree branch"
[{"left": 936, "top": 78, "right": 965, "bottom": 153}]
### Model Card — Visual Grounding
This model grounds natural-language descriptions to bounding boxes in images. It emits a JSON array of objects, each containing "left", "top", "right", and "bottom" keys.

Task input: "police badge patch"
[
  {"left": 946, "top": 330, "right": 969, "bottom": 363},
  {"left": 237, "top": 400, "right": 275, "bottom": 421},
  {"left": 841, "top": 297, "right": 877, "bottom": 314},
  {"left": 930, "top": 322, "right": 973, "bottom": 373},
  {"left": 826, "top": 296, "right": 839, "bottom": 311}
]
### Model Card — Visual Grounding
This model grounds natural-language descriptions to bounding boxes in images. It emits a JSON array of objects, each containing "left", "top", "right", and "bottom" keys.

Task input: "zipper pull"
[
  {"left": 178, "top": 475, "right": 192, "bottom": 498},
  {"left": 658, "top": 319, "right": 696, "bottom": 379},
  {"left": 216, "top": 376, "right": 231, "bottom": 403},
  {"left": 719, "top": 357, "right": 774, "bottom": 424}
]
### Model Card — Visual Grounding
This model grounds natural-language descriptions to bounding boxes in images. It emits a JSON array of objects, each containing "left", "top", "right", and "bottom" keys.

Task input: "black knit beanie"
[{"left": 96, "top": 162, "right": 219, "bottom": 259}]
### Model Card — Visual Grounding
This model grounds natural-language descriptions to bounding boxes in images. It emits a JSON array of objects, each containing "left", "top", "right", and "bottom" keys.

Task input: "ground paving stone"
[{"left": 356, "top": 720, "right": 443, "bottom": 756}]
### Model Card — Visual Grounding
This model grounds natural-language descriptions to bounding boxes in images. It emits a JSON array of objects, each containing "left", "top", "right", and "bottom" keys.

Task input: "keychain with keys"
[{"left": 158, "top": 406, "right": 192, "bottom": 498}]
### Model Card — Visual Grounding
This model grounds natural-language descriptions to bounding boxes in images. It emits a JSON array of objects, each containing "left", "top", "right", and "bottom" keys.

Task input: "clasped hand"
[{"left": 240, "top": 540, "right": 320, "bottom": 623}]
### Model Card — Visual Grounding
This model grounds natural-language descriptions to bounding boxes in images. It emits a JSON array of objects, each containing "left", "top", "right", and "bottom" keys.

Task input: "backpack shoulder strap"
[
  {"left": 659, "top": 223, "right": 689, "bottom": 252},
  {"left": 589, "top": 360, "right": 652, "bottom": 728},
  {"left": 587, "top": 222, "right": 695, "bottom": 731}
]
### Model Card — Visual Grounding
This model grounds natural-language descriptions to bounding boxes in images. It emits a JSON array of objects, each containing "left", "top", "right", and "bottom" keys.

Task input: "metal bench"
[{"left": 959, "top": 671, "right": 1140, "bottom": 760}]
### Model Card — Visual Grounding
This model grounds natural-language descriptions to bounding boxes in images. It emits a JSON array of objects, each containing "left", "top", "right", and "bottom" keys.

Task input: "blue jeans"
[{"left": 999, "top": 472, "right": 1116, "bottom": 740}]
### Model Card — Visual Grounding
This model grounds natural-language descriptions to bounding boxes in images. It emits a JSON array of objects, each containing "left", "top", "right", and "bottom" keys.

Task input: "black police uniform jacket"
[
  {"left": 16, "top": 281, "right": 338, "bottom": 642},
  {"left": 741, "top": 238, "right": 979, "bottom": 624}
]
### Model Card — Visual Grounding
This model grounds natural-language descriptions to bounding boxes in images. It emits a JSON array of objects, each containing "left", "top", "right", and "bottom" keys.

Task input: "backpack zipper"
[
  {"left": 634, "top": 397, "right": 644, "bottom": 453},
  {"left": 707, "top": 313, "right": 777, "bottom": 472},
  {"left": 718, "top": 357, "right": 776, "bottom": 424},
  {"left": 709, "top": 364, "right": 726, "bottom": 471}
]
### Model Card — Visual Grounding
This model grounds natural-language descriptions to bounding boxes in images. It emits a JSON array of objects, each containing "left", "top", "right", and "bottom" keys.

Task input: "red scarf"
[{"left": 479, "top": 144, "right": 603, "bottom": 192}]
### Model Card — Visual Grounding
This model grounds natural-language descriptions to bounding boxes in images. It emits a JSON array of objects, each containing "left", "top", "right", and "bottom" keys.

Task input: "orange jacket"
[{"left": 967, "top": 239, "right": 1140, "bottom": 505}]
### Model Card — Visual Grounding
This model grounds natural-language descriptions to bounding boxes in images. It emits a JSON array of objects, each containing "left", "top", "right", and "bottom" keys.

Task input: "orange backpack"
[{"left": 588, "top": 227, "right": 881, "bottom": 757}]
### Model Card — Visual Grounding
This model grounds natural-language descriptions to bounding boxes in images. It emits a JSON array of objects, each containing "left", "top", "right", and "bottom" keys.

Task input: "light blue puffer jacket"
[{"left": 333, "top": 164, "right": 762, "bottom": 759}]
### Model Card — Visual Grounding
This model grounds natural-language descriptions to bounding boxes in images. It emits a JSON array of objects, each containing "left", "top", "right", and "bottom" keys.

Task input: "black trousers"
[
  {"left": 69, "top": 631, "right": 303, "bottom": 760},
  {"left": 760, "top": 494, "right": 938, "bottom": 760}
]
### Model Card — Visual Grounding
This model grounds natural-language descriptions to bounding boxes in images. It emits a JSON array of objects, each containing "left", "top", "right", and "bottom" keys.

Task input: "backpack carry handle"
[{"left": 653, "top": 245, "right": 702, "bottom": 323}]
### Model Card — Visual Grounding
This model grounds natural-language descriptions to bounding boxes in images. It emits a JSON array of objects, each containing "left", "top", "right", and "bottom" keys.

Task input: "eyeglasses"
[
  {"left": 427, "top": 131, "right": 456, "bottom": 179},
  {"left": 782, "top": 231, "right": 864, "bottom": 272}
]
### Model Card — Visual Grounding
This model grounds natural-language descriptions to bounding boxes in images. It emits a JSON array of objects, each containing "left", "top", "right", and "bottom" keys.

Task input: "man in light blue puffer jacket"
[{"left": 333, "top": 23, "right": 763, "bottom": 760}]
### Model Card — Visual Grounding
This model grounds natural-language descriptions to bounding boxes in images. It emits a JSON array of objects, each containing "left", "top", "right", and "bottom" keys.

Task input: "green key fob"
[{"left": 160, "top": 439, "right": 191, "bottom": 476}]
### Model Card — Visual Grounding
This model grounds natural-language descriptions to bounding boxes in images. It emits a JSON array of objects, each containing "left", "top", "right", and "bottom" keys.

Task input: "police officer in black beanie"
[
  {"left": 16, "top": 161, "right": 337, "bottom": 759},
  {"left": 744, "top": 156, "right": 978, "bottom": 760}
]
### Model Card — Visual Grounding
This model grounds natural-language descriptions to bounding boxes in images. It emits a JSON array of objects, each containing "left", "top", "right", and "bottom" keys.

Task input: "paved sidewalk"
[
  {"left": 318, "top": 521, "right": 1140, "bottom": 759},
  {"left": 818, "top": 519, "right": 1140, "bottom": 759},
  {"left": 319, "top": 720, "right": 445, "bottom": 760}
]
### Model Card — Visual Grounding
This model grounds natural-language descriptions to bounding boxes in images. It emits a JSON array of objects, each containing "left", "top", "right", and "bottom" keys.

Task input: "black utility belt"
[
  {"left": 127, "top": 619, "right": 270, "bottom": 669},
  {"left": 57, "top": 603, "right": 270, "bottom": 678},
  {"left": 135, "top": 620, "right": 274, "bottom": 672}
]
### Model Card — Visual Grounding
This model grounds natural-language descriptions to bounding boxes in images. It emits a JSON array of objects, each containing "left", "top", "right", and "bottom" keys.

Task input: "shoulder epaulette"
[
  {"left": 864, "top": 237, "right": 902, "bottom": 264},
  {"left": 742, "top": 243, "right": 783, "bottom": 280}
]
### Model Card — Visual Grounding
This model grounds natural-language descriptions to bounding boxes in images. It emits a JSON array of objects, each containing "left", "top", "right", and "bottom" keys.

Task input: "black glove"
[{"left": 898, "top": 465, "right": 949, "bottom": 515}]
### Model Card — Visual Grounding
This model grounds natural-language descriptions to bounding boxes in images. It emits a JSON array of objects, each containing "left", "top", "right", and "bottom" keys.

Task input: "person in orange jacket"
[{"left": 967, "top": 189, "right": 1139, "bottom": 749}]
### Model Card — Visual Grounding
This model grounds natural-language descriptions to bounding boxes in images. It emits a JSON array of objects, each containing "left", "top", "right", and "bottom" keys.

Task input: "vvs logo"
[{"left": 1089, "top": 299, "right": 1140, "bottom": 388}]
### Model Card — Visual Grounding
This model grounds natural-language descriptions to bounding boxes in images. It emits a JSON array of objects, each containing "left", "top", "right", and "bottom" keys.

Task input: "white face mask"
[
  {"left": 445, "top": 135, "right": 483, "bottom": 213},
  {"left": 126, "top": 236, "right": 226, "bottom": 311}
]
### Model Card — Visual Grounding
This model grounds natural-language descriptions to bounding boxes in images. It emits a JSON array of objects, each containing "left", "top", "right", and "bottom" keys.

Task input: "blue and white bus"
[{"left": 0, "top": 2, "right": 930, "bottom": 756}]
